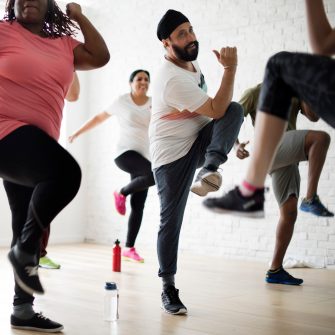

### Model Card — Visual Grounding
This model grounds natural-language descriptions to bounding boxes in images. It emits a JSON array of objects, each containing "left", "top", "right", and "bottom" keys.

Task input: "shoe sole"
[
  {"left": 299, "top": 208, "right": 334, "bottom": 217},
  {"left": 203, "top": 204, "right": 265, "bottom": 218},
  {"left": 11, "top": 325, "right": 64, "bottom": 333},
  {"left": 160, "top": 305, "right": 188, "bottom": 315},
  {"left": 39, "top": 265, "right": 61, "bottom": 269},
  {"left": 115, "top": 210, "right": 126, "bottom": 216},
  {"left": 122, "top": 256, "right": 144, "bottom": 263},
  {"left": 8, "top": 252, "right": 44, "bottom": 296},
  {"left": 190, "top": 172, "right": 222, "bottom": 197},
  {"left": 266, "top": 279, "right": 303, "bottom": 286}
]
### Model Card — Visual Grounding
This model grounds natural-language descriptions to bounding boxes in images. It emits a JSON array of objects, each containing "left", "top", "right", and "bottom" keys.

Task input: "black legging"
[
  {"left": 0, "top": 125, "right": 81, "bottom": 305},
  {"left": 114, "top": 150, "right": 155, "bottom": 247}
]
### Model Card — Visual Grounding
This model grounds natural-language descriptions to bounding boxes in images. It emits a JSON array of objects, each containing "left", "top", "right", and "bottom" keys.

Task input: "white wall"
[
  {"left": 81, "top": 0, "right": 335, "bottom": 267},
  {"left": 1, "top": 0, "right": 335, "bottom": 267}
]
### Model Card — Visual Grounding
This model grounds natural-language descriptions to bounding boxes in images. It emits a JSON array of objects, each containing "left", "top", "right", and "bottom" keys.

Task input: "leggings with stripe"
[{"left": 0, "top": 125, "right": 81, "bottom": 305}]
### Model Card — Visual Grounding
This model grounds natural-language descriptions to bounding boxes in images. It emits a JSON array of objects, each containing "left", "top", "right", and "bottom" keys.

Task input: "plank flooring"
[{"left": 0, "top": 244, "right": 334, "bottom": 335}]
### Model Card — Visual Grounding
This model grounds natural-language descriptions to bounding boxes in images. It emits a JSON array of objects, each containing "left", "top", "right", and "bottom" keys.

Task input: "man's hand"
[
  {"left": 235, "top": 140, "right": 250, "bottom": 159},
  {"left": 213, "top": 47, "right": 238, "bottom": 69}
]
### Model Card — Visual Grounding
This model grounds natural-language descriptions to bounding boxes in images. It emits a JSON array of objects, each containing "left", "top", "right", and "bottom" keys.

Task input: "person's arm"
[
  {"left": 65, "top": 72, "right": 80, "bottom": 102},
  {"left": 66, "top": 3, "right": 110, "bottom": 70},
  {"left": 195, "top": 47, "right": 238, "bottom": 119},
  {"left": 305, "top": 0, "right": 335, "bottom": 55},
  {"left": 68, "top": 111, "right": 110, "bottom": 143}
]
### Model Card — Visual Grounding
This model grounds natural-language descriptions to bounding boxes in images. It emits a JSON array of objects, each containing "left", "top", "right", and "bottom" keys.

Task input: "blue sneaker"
[
  {"left": 299, "top": 195, "right": 334, "bottom": 217},
  {"left": 266, "top": 267, "right": 303, "bottom": 285}
]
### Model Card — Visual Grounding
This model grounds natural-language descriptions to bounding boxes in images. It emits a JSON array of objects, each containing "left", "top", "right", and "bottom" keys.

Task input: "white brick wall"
[{"left": 79, "top": 0, "right": 335, "bottom": 267}]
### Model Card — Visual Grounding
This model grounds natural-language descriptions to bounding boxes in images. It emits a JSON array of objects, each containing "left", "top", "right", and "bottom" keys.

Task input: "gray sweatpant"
[{"left": 153, "top": 102, "right": 244, "bottom": 278}]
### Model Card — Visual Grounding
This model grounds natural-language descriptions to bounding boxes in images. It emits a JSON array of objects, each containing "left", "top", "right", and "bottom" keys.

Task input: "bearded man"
[{"left": 149, "top": 9, "right": 244, "bottom": 315}]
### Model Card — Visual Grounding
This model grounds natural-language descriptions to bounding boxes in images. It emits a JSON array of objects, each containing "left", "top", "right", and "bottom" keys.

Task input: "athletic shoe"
[
  {"left": 299, "top": 194, "right": 334, "bottom": 217},
  {"left": 266, "top": 267, "right": 303, "bottom": 285},
  {"left": 113, "top": 191, "right": 126, "bottom": 215},
  {"left": 161, "top": 286, "right": 187, "bottom": 315},
  {"left": 190, "top": 167, "right": 222, "bottom": 196},
  {"left": 8, "top": 247, "right": 44, "bottom": 295},
  {"left": 122, "top": 247, "right": 144, "bottom": 263},
  {"left": 39, "top": 256, "right": 61, "bottom": 270},
  {"left": 203, "top": 186, "right": 265, "bottom": 218},
  {"left": 11, "top": 313, "right": 64, "bottom": 333}
]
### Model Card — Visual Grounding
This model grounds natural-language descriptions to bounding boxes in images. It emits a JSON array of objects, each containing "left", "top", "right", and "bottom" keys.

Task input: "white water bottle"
[{"left": 104, "top": 282, "right": 119, "bottom": 322}]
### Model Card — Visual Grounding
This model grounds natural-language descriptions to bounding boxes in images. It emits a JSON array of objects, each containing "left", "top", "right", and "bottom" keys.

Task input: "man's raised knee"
[{"left": 225, "top": 101, "right": 244, "bottom": 123}]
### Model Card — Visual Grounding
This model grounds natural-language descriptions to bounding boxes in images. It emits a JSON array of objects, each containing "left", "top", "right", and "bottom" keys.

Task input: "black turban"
[{"left": 157, "top": 9, "right": 190, "bottom": 41}]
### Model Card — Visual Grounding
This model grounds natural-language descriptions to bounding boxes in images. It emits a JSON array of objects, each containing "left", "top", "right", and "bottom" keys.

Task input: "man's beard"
[{"left": 172, "top": 40, "right": 199, "bottom": 61}]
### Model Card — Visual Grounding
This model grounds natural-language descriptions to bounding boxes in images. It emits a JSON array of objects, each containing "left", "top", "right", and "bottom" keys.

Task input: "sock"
[
  {"left": 162, "top": 275, "right": 175, "bottom": 291},
  {"left": 13, "top": 244, "right": 38, "bottom": 265},
  {"left": 304, "top": 194, "right": 316, "bottom": 202},
  {"left": 13, "top": 303, "right": 35, "bottom": 320},
  {"left": 124, "top": 246, "right": 134, "bottom": 250},
  {"left": 239, "top": 180, "right": 260, "bottom": 197},
  {"left": 268, "top": 266, "right": 283, "bottom": 273}
]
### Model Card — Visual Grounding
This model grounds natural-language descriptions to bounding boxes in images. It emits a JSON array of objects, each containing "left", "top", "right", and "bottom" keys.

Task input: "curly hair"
[{"left": 4, "top": 0, "right": 78, "bottom": 38}]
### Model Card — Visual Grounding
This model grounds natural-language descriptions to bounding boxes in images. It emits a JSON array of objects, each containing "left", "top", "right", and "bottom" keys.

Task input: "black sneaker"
[
  {"left": 161, "top": 286, "right": 187, "bottom": 315},
  {"left": 11, "top": 313, "right": 64, "bottom": 333},
  {"left": 203, "top": 186, "right": 265, "bottom": 218},
  {"left": 8, "top": 247, "right": 44, "bottom": 295},
  {"left": 266, "top": 267, "right": 303, "bottom": 285},
  {"left": 190, "top": 167, "right": 222, "bottom": 196}
]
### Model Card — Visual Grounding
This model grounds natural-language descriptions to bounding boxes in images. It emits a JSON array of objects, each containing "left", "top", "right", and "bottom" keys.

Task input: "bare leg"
[
  {"left": 245, "top": 112, "right": 287, "bottom": 187},
  {"left": 304, "top": 131, "right": 331, "bottom": 198},
  {"left": 270, "top": 196, "right": 297, "bottom": 270}
]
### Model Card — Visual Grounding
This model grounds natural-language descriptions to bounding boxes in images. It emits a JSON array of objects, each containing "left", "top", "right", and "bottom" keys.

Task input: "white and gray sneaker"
[{"left": 190, "top": 167, "right": 222, "bottom": 197}]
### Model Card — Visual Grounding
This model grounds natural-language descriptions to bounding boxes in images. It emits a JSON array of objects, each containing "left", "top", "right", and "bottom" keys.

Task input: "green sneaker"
[{"left": 39, "top": 256, "right": 61, "bottom": 269}]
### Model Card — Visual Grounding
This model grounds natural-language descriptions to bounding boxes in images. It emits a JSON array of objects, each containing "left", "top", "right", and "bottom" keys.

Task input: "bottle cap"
[
  {"left": 114, "top": 239, "right": 120, "bottom": 245},
  {"left": 105, "top": 282, "right": 117, "bottom": 290}
]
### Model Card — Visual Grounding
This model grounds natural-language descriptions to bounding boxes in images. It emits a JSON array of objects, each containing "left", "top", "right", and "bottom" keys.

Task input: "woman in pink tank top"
[{"left": 0, "top": 0, "right": 109, "bottom": 332}]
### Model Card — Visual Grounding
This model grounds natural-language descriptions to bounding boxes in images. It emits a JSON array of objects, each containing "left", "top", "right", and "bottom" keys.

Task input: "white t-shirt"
[
  {"left": 149, "top": 59, "right": 211, "bottom": 168},
  {"left": 106, "top": 93, "right": 151, "bottom": 161}
]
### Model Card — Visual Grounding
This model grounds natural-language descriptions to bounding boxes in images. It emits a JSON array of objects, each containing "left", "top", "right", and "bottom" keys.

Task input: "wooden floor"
[{"left": 0, "top": 244, "right": 334, "bottom": 335}]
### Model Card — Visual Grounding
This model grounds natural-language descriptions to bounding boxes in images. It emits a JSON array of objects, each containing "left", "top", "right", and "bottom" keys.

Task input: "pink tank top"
[{"left": 0, "top": 21, "right": 81, "bottom": 140}]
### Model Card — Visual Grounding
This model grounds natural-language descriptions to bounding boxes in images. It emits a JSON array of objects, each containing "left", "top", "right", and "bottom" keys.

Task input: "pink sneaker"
[
  {"left": 114, "top": 191, "right": 126, "bottom": 215},
  {"left": 122, "top": 247, "right": 144, "bottom": 263}
]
